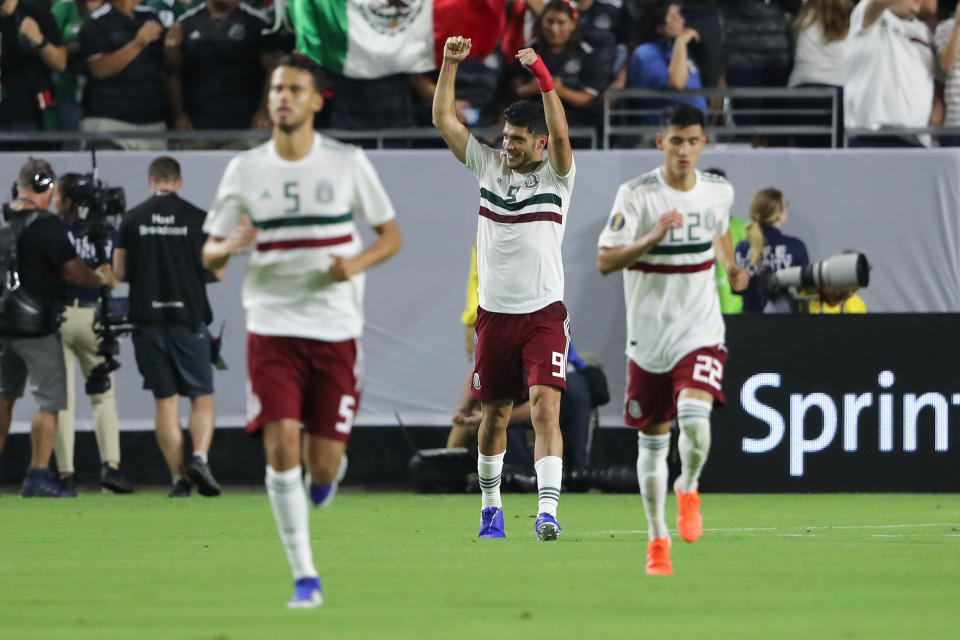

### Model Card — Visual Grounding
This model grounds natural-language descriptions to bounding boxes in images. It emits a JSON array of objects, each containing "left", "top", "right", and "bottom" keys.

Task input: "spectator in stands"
[
  {"left": 79, "top": 0, "right": 167, "bottom": 150},
  {"left": 326, "top": 74, "right": 415, "bottom": 133},
  {"left": 935, "top": 2, "right": 960, "bottom": 146},
  {"left": 146, "top": 0, "right": 201, "bottom": 28},
  {"left": 788, "top": 0, "right": 852, "bottom": 146},
  {"left": 845, "top": 0, "right": 937, "bottom": 147},
  {"left": 0, "top": 0, "right": 67, "bottom": 144},
  {"left": 164, "top": 0, "right": 278, "bottom": 149},
  {"left": 734, "top": 188, "right": 810, "bottom": 313},
  {"left": 626, "top": 1, "right": 708, "bottom": 124},
  {"left": 513, "top": 0, "right": 608, "bottom": 128},
  {"left": 724, "top": 0, "right": 797, "bottom": 143},
  {"left": 51, "top": 0, "right": 103, "bottom": 132}
]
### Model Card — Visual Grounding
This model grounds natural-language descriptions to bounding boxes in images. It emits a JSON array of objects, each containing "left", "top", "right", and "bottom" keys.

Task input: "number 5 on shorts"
[
  {"left": 334, "top": 395, "right": 356, "bottom": 434},
  {"left": 692, "top": 355, "right": 723, "bottom": 390}
]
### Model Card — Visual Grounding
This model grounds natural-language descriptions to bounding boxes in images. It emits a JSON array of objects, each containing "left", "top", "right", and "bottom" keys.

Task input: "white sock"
[
  {"left": 478, "top": 450, "right": 504, "bottom": 509},
  {"left": 637, "top": 432, "right": 670, "bottom": 540},
  {"left": 193, "top": 451, "right": 207, "bottom": 463},
  {"left": 676, "top": 399, "right": 712, "bottom": 493},
  {"left": 534, "top": 455, "right": 562, "bottom": 517},
  {"left": 265, "top": 465, "right": 318, "bottom": 580}
]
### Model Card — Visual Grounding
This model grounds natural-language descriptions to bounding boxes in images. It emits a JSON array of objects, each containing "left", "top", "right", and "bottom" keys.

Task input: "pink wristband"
[{"left": 529, "top": 57, "right": 554, "bottom": 93}]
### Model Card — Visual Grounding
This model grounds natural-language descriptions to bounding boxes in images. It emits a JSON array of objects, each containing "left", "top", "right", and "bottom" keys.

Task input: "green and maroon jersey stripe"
[
  {"left": 479, "top": 207, "right": 562, "bottom": 225},
  {"left": 252, "top": 213, "right": 352, "bottom": 230},
  {"left": 629, "top": 259, "right": 714, "bottom": 274},
  {"left": 256, "top": 235, "right": 353, "bottom": 252}
]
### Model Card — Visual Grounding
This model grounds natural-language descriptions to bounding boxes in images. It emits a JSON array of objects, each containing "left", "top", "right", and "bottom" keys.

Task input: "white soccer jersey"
[
  {"left": 204, "top": 133, "right": 396, "bottom": 341},
  {"left": 597, "top": 168, "right": 733, "bottom": 373},
  {"left": 462, "top": 135, "right": 575, "bottom": 314}
]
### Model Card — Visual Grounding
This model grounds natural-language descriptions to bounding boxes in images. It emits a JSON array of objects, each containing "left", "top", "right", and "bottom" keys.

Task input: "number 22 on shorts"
[{"left": 692, "top": 355, "right": 723, "bottom": 390}]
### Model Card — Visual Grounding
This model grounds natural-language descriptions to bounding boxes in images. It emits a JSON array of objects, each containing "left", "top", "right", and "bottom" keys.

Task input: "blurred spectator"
[
  {"left": 0, "top": 0, "right": 67, "bottom": 145},
  {"left": 935, "top": 2, "right": 960, "bottom": 145},
  {"left": 514, "top": 0, "right": 607, "bottom": 128},
  {"left": 51, "top": 0, "right": 103, "bottom": 132},
  {"left": 845, "top": 0, "right": 937, "bottom": 147},
  {"left": 787, "top": 0, "right": 853, "bottom": 147},
  {"left": 79, "top": 0, "right": 167, "bottom": 150},
  {"left": 724, "top": 0, "right": 797, "bottom": 142},
  {"left": 577, "top": 0, "right": 625, "bottom": 85},
  {"left": 326, "top": 73, "right": 415, "bottom": 133},
  {"left": 411, "top": 49, "right": 509, "bottom": 130},
  {"left": 626, "top": 1, "right": 708, "bottom": 123},
  {"left": 734, "top": 188, "right": 810, "bottom": 314},
  {"left": 164, "top": 0, "right": 279, "bottom": 149},
  {"left": 145, "top": 0, "right": 201, "bottom": 28}
]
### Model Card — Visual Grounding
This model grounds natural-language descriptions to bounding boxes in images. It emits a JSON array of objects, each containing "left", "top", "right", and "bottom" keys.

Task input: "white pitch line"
[{"left": 594, "top": 523, "right": 958, "bottom": 536}]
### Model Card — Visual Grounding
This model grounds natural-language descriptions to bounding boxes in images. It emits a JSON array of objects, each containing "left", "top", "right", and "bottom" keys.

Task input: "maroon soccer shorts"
[
  {"left": 624, "top": 344, "right": 727, "bottom": 430},
  {"left": 472, "top": 301, "right": 570, "bottom": 401},
  {"left": 246, "top": 333, "right": 362, "bottom": 442}
]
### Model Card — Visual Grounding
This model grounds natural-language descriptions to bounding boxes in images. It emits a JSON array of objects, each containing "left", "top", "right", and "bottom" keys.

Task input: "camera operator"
[
  {"left": 0, "top": 158, "right": 114, "bottom": 497},
  {"left": 0, "top": 0, "right": 67, "bottom": 146},
  {"left": 113, "top": 156, "right": 222, "bottom": 498},
  {"left": 51, "top": 173, "right": 133, "bottom": 494}
]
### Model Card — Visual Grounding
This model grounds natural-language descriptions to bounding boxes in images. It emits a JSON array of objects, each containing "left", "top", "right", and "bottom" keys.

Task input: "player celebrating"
[
  {"left": 596, "top": 104, "right": 748, "bottom": 574},
  {"left": 201, "top": 54, "right": 402, "bottom": 607},
  {"left": 433, "top": 36, "right": 575, "bottom": 541}
]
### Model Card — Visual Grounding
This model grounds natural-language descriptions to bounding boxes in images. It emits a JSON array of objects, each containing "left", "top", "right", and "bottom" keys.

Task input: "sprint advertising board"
[{"left": 703, "top": 315, "right": 960, "bottom": 492}]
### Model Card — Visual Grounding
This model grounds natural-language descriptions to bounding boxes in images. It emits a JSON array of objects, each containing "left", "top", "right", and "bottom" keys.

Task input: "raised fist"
[{"left": 444, "top": 36, "right": 472, "bottom": 63}]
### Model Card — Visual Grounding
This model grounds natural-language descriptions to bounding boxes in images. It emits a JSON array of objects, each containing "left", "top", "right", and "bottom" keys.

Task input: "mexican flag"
[{"left": 290, "top": 0, "right": 507, "bottom": 80}]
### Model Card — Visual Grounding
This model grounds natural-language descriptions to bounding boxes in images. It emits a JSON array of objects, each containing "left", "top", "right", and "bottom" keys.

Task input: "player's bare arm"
[
  {"left": 329, "top": 219, "right": 402, "bottom": 282},
  {"left": 202, "top": 215, "right": 259, "bottom": 272},
  {"left": 432, "top": 36, "right": 473, "bottom": 164},
  {"left": 713, "top": 231, "right": 749, "bottom": 291},
  {"left": 516, "top": 48, "right": 573, "bottom": 176},
  {"left": 597, "top": 209, "right": 683, "bottom": 275}
]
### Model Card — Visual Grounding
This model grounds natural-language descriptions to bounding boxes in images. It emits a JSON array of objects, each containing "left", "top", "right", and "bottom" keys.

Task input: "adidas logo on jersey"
[{"left": 259, "top": 189, "right": 272, "bottom": 200}]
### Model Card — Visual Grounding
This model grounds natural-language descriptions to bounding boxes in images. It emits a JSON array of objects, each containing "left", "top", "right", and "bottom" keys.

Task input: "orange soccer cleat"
[
  {"left": 646, "top": 537, "right": 672, "bottom": 575},
  {"left": 675, "top": 487, "right": 703, "bottom": 543}
]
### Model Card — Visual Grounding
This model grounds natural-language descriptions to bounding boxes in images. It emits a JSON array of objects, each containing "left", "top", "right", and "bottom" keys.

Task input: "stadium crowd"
[{"left": 0, "top": 0, "right": 955, "bottom": 148}]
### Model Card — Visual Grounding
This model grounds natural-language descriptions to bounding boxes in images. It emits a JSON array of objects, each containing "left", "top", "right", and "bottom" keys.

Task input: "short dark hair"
[
  {"left": 275, "top": 53, "right": 327, "bottom": 93},
  {"left": 503, "top": 100, "right": 548, "bottom": 137},
  {"left": 636, "top": 1, "right": 678, "bottom": 44},
  {"left": 17, "top": 157, "right": 55, "bottom": 192},
  {"left": 148, "top": 156, "right": 181, "bottom": 183},
  {"left": 57, "top": 173, "right": 84, "bottom": 204},
  {"left": 661, "top": 103, "right": 705, "bottom": 130}
]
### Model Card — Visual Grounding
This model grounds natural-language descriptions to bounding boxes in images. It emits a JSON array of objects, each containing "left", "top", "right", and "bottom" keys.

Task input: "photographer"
[
  {"left": 0, "top": 0, "right": 67, "bottom": 145},
  {"left": 51, "top": 173, "right": 133, "bottom": 494},
  {"left": 113, "top": 156, "right": 222, "bottom": 498},
  {"left": 0, "top": 158, "right": 114, "bottom": 497},
  {"left": 734, "top": 188, "right": 810, "bottom": 313}
]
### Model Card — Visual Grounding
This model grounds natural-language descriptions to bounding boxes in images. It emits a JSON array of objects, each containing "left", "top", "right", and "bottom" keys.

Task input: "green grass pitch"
[{"left": 1, "top": 492, "right": 958, "bottom": 639}]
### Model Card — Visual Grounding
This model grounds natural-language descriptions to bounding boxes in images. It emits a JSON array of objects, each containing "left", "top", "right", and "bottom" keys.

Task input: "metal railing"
[
  {"left": 0, "top": 125, "right": 599, "bottom": 151},
  {"left": 602, "top": 86, "right": 841, "bottom": 149}
]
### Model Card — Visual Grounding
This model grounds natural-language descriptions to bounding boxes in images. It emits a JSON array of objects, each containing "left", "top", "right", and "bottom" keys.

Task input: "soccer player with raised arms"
[
  {"left": 597, "top": 104, "right": 748, "bottom": 574},
  {"left": 201, "top": 54, "right": 402, "bottom": 607},
  {"left": 433, "top": 36, "right": 575, "bottom": 541}
]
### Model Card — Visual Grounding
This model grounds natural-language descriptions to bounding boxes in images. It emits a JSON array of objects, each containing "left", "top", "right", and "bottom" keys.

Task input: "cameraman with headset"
[
  {"left": 51, "top": 173, "right": 133, "bottom": 494},
  {"left": 0, "top": 158, "right": 115, "bottom": 497},
  {"left": 113, "top": 156, "right": 223, "bottom": 498}
]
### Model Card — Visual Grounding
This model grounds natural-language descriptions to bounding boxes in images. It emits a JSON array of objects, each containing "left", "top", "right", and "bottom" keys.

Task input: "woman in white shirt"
[{"left": 788, "top": 0, "right": 853, "bottom": 145}]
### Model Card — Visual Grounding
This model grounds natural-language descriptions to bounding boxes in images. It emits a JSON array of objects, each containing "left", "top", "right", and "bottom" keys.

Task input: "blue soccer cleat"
[
  {"left": 534, "top": 512, "right": 562, "bottom": 541},
  {"left": 478, "top": 506, "right": 505, "bottom": 538},
  {"left": 287, "top": 577, "right": 323, "bottom": 609},
  {"left": 307, "top": 455, "right": 348, "bottom": 508},
  {"left": 20, "top": 468, "right": 76, "bottom": 498}
]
